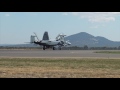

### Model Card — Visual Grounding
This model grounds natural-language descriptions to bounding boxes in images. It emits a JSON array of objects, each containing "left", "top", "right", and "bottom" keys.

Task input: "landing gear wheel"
[
  {"left": 43, "top": 46, "right": 45, "bottom": 50},
  {"left": 53, "top": 47, "right": 55, "bottom": 50}
]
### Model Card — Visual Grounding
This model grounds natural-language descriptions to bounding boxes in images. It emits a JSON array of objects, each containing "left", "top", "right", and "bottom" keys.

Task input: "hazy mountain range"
[
  {"left": 65, "top": 32, "right": 120, "bottom": 47},
  {"left": 0, "top": 32, "right": 120, "bottom": 47}
]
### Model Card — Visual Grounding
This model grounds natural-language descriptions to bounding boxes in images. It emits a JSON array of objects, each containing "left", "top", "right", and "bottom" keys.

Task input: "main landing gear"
[
  {"left": 43, "top": 46, "right": 46, "bottom": 50},
  {"left": 53, "top": 47, "right": 55, "bottom": 50}
]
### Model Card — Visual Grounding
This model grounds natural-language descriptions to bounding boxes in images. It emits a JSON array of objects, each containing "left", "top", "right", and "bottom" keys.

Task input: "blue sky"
[{"left": 0, "top": 12, "right": 120, "bottom": 44}]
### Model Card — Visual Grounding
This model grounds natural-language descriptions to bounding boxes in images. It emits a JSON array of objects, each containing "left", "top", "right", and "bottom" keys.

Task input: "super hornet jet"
[{"left": 30, "top": 31, "right": 71, "bottom": 50}]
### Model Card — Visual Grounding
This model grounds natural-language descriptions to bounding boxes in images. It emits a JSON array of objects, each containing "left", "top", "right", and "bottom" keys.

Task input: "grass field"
[{"left": 0, "top": 58, "right": 120, "bottom": 78}]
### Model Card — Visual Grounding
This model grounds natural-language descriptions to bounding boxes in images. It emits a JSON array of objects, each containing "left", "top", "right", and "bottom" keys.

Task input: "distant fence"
[
  {"left": 0, "top": 46, "right": 120, "bottom": 50},
  {"left": 0, "top": 46, "right": 42, "bottom": 49}
]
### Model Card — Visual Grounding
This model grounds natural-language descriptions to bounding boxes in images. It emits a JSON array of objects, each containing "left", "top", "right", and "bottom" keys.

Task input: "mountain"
[{"left": 65, "top": 32, "right": 120, "bottom": 47}]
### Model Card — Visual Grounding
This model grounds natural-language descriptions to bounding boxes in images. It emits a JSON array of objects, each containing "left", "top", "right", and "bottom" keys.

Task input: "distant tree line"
[
  {"left": 0, "top": 45, "right": 120, "bottom": 50},
  {"left": 62, "top": 45, "right": 120, "bottom": 50}
]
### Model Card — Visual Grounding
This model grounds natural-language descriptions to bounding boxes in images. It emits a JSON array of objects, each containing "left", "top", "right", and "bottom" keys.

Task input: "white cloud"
[
  {"left": 5, "top": 13, "right": 10, "bottom": 17},
  {"left": 71, "top": 12, "right": 120, "bottom": 23},
  {"left": 71, "top": 12, "right": 80, "bottom": 16},
  {"left": 62, "top": 13, "right": 68, "bottom": 16}
]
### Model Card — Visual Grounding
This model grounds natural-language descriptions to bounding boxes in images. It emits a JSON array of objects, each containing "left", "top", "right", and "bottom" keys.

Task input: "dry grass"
[{"left": 0, "top": 58, "right": 120, "bottom": 78}]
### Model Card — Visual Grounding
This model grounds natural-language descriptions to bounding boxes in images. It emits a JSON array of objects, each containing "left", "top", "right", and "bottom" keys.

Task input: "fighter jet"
[
  {"left": 56, "top": 33, "right": 71, "bottom": 46},
  {"left": 30, "top": 31, "right": 71, "bottom": 50}
]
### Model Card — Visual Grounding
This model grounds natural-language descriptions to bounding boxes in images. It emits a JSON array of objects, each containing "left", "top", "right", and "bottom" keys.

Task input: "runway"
[{"left": 0, "top": 49, "right": 120, "bottom": 59}]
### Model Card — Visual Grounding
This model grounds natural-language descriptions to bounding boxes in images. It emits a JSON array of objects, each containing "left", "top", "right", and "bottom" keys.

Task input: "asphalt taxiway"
[{"left": 0, "top": 49, "right": 120, "bottom": 59}]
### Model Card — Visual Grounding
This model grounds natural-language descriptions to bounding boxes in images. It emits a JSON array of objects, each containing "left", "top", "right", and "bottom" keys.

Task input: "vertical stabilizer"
[{"left": 42, "top": 31, "right": 49, "bottom": 40}]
